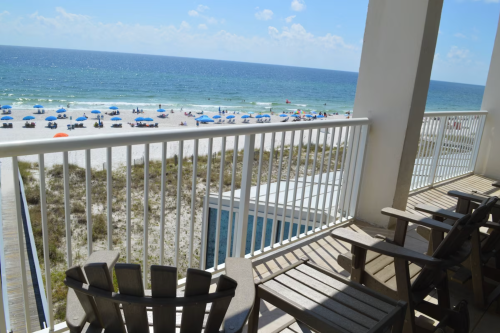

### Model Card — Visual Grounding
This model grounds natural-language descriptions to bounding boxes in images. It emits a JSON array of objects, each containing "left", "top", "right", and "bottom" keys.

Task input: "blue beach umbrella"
[
  {"left": 256, "top": 115, "right": 263, "bottom": 119},
  {"left": 226, "top": 115, "right": 235, "bottom": 119},
  {"left": 76, "top": 117, "right": 87, "bottom": 121},
  {"left": 195, "top": 116, "right": 214, "bottom": 122},
  {"left": 317, "top": 115, "right": 324, "bottom": 118},
  {"left": 91, "top": 110, "right": 101, "bottom": 114},
  {"left": 213, "top": 115, "right": 221, "bottom": 119},
  {"left": 33, "top": 105, "right": 43, "bottom": 109},
  {"left": 23, "top": 116, "right": 35, "bottom": 120},
  {"left": 291, "top": 114, "right": 300, "bottom": 118},
  {"left": 109, "top": 106, "right": 119, "bottom": 110},
  {"left": 56, "top": 108, "right": 66, "bottom": 113},
  {"left": 45, "top": 116, "right": 57, "bottom": 121},
  {"left": 157, "top": 109, "right": 166, "bottom": 112},
  {"left": 311, "top": 111, "right": 317, "bottom": 114},
  {"left": 144, "top": 117, "right": 154, "bottom": 121},
  {"left": 135, "top": 117, "right": 145, "bottom": 122},
  {"left": 1, "top": 116, "right": 13, "bottom": 120},
  {"left": 241, "top": 115, "right": 250, "bottom": 119},
  {"left": 111, "top": 117, "right": 122, "bottom": 121},
  {"left": 2, "top": 105, "right": 12, "bottom": 109},
  {"left": 262, "top": 114, "right": 271, "bottom": 118},
  {"left": 280, "top": 114, "right": 288, "bottom": 117},
  {"left": 305, "top": 114, "right": 313, "bottom": 118}
]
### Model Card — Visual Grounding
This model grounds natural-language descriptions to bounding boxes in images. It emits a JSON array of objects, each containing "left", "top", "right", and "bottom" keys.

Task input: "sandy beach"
[{"left": 1, "top": 108, "right": 347, "bottom": 168}]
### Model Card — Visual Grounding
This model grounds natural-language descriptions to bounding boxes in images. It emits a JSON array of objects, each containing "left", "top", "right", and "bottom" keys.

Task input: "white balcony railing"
[
  {"left": 410, "top": 111, "right": 487, "bottom": 191},
  {"left": 0, "top": 118, "right": 368, "bottom": 333}
]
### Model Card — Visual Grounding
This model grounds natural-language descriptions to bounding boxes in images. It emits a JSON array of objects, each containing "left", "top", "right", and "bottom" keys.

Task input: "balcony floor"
[{"left": 248, "top": 174, "right": 500, "bottom": 333}]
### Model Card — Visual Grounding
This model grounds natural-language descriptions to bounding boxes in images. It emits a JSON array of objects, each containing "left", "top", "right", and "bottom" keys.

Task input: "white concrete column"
[
  {"left": 474, "top": 12, "right": 500, "bottom": 180},
  {"left": 353, "top": 0, "right": 443, "bottom": 228}
]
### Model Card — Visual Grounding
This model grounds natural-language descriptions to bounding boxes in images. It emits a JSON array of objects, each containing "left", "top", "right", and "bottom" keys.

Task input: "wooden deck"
[
  {"left": 1, "top": 159, "right": 42, "bottom": 333},
  {"left": 249, "top": 174, "right": 500, "bottom": 333}
]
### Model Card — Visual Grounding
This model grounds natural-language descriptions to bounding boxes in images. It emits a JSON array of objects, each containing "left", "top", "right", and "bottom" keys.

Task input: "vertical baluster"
[
  {"left": 234, "top": 134, "right": 255, "bottom": 257},
  {"left": 251, "top": 135, "right": 265, "bottom": 255},
  {"left": 38, "top": 154, "right": 53, "bottom": 331},
  {"left": 326, "top": 127, "right": 344, "bottom": 226},
  {"left": 449, "top": 117, "right": 464, "bottom": 178},
  {"left": 333, "top": 127, "right": 350, "bottom": 223},
  {"left": 454, "top": 116, "right": 468, "bottom": 176},
  {"left": 416, "top": 118, "right": 431, "bottom": 189},
  {"left": 271, "top": 132, "right": 286, "bottom": 248},
  {"left": 189, "top": 139, "right": 198, "bottom": 268},
  {"left": 304, "top": 129, "right": 321, "bottom": 235},
  {"left": 289, "top": 130, "right": 304, "bottom": 241},
  {"left": 421, "top": 118, "right": 436, "bottom": 187},
  {"left": 444, "top": 117, "right": 456, "bottom": 181},
  {"left": 227, "top": 136, "right": 239, "bottom": 258},
  {"left": 200, "top": 138, "right": 213, "bottom": 270},
  {"left": 12, "top": 157, "right": 31, "bottom": 333},
  {"left": 312, "top": 128, "right": 328, "bottom": 227},
  {"left": 214, "top": 137, "right": 226, "bottom": 268},
  {"left": 470, "top": 115, "right": 486, "bottom": 171},
  {"left": 260, "top": 133, "right": 276, "bottom": 252},
  {"left": 160, "top": 142, "right": 167, "bottom": 265},
  {"left": 412, "top": 120, "right": 425, "bottom": 190},
  {"left": 280, "top": 131, "right": 295, "bottom": 245},
  {"left": 428, "top": 116, "right": 447, "bottom": 185},
  {"left": 468, "top": 116, "right": 481, "bottom": 172},
  {"left": 319, "top": 127, "right": 336, "bottom": 229},
  {"left": 126, "top": 145, "right": 132, "bottom": 263},
  {"left": 297, "top": 130, "right": 313, "bottom": 238},
  {"left": 339, "top": 127, "right": 357, "bottom": 221},
  {"left": 85, "top": 149, "right": 92, "bottom": 256},
  {"left": 143, "top": 144, "right": 149, "bottom": 283},
  {"left": 345, "top": 126, "right": 364, "bottom": 218},
  {"left": 106, "top": 147, "right": 112, "bottom": 250},
  {"left": 175, "top": 141, "right": 183, "bottom": 267},
  {"left": 461, "top": 116, "right": 475, "bottom": 175},
  {"left": 63, "top": 151, "right": 72, "bottom": 265}
]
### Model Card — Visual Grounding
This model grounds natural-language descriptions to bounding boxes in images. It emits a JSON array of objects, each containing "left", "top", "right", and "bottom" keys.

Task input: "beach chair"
[
  {"left": 67, "top": 124, "right": 71, "bottom": 130},
  {"left": 64, "top": 253, "right": 254, "bottom": 333},
  {"left": 332, "top": 197, "right": 497, "bottom": 333},
  {"left": 413, "top": 191, "right": 500, "bottom": 308},
  {"left": 2, "top": 123, "right": 7, "bottom": 128}
]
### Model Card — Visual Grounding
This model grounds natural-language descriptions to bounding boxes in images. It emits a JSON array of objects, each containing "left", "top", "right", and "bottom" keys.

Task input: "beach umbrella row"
[
  {"left": 134, "top": 117, "right": 154, "bottom": 122},
  {"left": 1, "top": 116, "right": 13, "bottom": 120}
]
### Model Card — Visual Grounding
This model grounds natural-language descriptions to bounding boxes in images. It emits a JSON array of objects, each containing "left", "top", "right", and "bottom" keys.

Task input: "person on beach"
[
  {"left": 159, "top": 104, "right": 161, "bottom": 109},
  {"left": 84, "top": 113, "right": 88, "bottom": 118}
]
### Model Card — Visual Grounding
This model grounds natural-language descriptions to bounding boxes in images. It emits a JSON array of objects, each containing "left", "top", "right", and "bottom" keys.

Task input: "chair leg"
[
  {"left": 394, "top": 258, "right": 417, "bottom": 333},
  {"left": 470, "top": 229, "right": 486, "bottom": 308},
  {"left": 436, "top": 273, "right": 451, "bottom": 309},
  {"left": 247, "top": 293, "right": 261, "bottom": 333}
]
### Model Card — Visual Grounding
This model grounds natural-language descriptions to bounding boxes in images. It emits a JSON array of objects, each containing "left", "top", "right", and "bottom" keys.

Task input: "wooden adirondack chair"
[
  {"left": 414, "top": 191, "right": 500, "bottom": 308},
  {"left": 332, "top": 197, "right": 497, "bottom": 333},
  {"left": 64, "top": 256, "right": 254, "bottom": 333}
]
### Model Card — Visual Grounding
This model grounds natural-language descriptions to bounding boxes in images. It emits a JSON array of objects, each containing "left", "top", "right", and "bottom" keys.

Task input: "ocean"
[{"left": 0, "top": 45, "right": 485, "bottom": 114}]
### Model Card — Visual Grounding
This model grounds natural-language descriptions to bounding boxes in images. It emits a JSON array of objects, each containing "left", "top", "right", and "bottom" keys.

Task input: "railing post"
[
  {"left": 234, "top": 134, "right": 255, "bottom": 258},
  {"left": 350, "top": 124, "right": 369, "bottom": 218},
  {"left": 427, "top": 116, "right": 447, "bottom": 186},
  {"left": 469, "top": 114, "right": 487, "bottom": 172}
]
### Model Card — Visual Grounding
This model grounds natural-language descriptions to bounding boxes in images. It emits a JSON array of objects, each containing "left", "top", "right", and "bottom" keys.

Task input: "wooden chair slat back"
[
  {"left": 151, "top": 265, "right": 177, "bottom": 333},
  {"left": 84, "top": 263, "right": 126, "bottom": 333},
  {"left": 412, "top": 197, "right": 497, "bottom": 293},
  {"left": 204, "top": 275, "right": 238, "bottom": 333},
  {"left": 180, "top": 268, "right": 212, "bottom": 333},
  {"left": 115, "top": 264, "right": 149, "bottom": 333},
  {"left": 65, "top": 266, "right": 102, "bottom": 328}
]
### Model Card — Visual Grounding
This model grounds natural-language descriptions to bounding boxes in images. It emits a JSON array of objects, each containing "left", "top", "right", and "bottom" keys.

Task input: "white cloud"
[
  {"left": 197, "top": 5, "right": 209, "bottom": 12},
  {"left": 285, "top": 15, "right": 296, "bottom": 23},
  {"left": 188, "top": 10, "right": 199, "bottom": 17},
  {"left": 198, "top": 24, "right": 207, "bottom": 30},
  {"left": 255, "top": 9, "right": 273, "bottom": 21},
  {"left": 291, "top": 0, "right": 306, "bottom": 12},
  {"left": 0, "top": 7, "right": 361, "bottom": 74},
  {"left": 0, "top": 11, "right": 11, "bottom": 19},
  {"left": 454, "top": 33, "right": 467, "bottom": 39},
  {"left": 447, "top": 46, "right": 471, "bottom": 63}
]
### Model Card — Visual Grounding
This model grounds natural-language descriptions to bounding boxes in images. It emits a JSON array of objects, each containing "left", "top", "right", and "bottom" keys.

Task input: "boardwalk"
[{"left": 1, "top": 159, "right": 41, "bottom": 333}]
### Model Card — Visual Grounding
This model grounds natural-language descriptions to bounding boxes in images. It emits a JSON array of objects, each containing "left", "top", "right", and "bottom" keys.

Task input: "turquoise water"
[{"left": 0, "top": 45, "right": 485, "bottom": 115}]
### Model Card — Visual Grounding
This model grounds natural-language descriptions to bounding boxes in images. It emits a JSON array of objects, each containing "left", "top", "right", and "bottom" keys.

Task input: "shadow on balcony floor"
[{"left": 248, "top": 174, "right": 500, "bottom": 333}]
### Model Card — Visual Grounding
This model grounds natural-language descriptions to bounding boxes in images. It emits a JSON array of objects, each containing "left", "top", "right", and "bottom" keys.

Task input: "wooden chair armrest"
[
  {"left": 223, "top": 258, "right": 255, "bottom": 333},
  {"left": 414, "top": 204, "right": 464, "bottom": 220},
  {"left": 331, "top": 228, "right": 442, "bottom": 267},
  {"left": 448, "top": 190, "right": 487, "bottom": 204},
  {"left": 381, "top": 208, "right": 453, "bottom": 232},
  {"left": 484, "top": 221, "right": 500, "bottom": 231}
]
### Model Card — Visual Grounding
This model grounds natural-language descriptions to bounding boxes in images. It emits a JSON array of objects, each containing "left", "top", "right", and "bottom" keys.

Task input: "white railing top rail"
[
  {"left": 0, "top": 118, "right": 369, "bottom": 158},
  {"left": 423, "top": 110, "right": 488, "bottom": 117}
]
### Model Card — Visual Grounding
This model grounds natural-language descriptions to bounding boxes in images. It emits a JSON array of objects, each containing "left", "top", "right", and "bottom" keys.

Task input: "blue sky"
[{"left": 0, "top": 0, "right": 499, "bottom": 85}]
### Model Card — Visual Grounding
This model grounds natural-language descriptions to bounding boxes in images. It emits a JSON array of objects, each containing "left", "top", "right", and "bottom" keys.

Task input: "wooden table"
[{"left": 248, "top": 259, "right": 407, "bottom": 333}]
